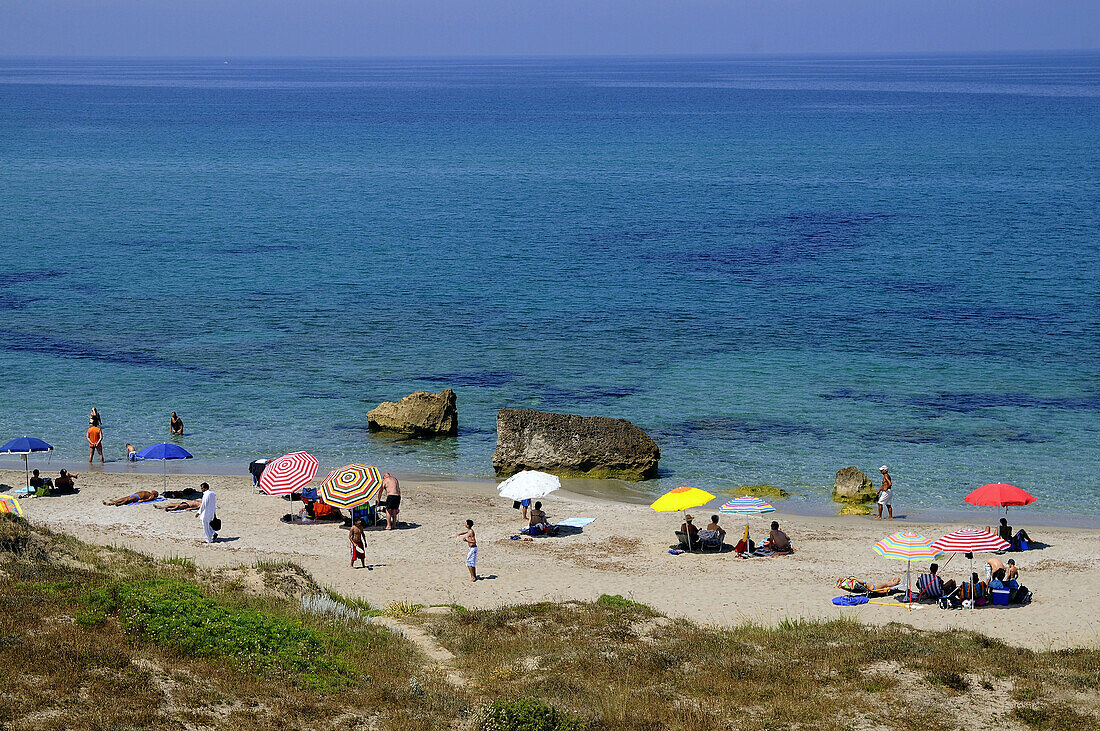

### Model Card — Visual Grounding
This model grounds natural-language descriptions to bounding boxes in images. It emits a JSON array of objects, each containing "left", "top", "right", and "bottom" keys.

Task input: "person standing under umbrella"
[
  {"left": 197, "top": 481, "right": 217, "bottom": 543},
  {"left": 876, "top": 465, "right": 893, "bottom": 520},
  {"left": 382, "top": 472, "right": 401, "bottom": 530}
]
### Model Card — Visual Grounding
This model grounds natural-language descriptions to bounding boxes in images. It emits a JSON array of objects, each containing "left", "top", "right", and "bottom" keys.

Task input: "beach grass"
[{"left": 2, "top": 513, "right": 1098, "bottom": 731}]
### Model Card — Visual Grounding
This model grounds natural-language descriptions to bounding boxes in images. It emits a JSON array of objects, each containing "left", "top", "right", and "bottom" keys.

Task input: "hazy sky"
[{"left": 2, "top": 0, "right": 1097, "bottom": 57}]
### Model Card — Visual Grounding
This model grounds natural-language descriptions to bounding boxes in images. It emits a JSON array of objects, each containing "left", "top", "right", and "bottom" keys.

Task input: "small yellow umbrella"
[{"left": 651, "top": 486, "right": 715, "bottom": 551}]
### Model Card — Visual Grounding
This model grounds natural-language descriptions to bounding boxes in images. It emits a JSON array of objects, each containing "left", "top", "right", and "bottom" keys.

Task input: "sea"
[{"left": 0, "top": 53, "right": 1097, "bottom": 523}]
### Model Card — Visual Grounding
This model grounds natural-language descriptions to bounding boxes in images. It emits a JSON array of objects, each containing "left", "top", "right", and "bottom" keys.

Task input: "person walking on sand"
[
  {"left": 349, "top": 518, "right": 367, "bottom": 568},
  {"left": 455, "top": 519, "right": 477, "bottom": 582},
  {"left": 170, "top": 412, "right": 185, "bottom": 436},
  {"left": 876, "top": 465, "right": 893, "bottom": 520},
  {"left": 87, "top": 422, "right": 104, "bottom": 463},
  {"left": 197, "top": 481, "right": 217, "bottom": 543},
  {"left": 382, "top": 471, "right": 401, "bottom": 530}
]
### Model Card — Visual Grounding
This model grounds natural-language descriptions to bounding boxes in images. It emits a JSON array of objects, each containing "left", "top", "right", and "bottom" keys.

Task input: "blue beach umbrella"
[
  {"left": 136, "top": 443, "right": 193, "bottom": 491},
  {"left": 0, "top": 436, "right": 54, "bottom": 490}
]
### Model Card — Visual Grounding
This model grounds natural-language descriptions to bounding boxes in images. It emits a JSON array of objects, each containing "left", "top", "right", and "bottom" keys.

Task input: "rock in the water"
[
  {"left": 368, "top": 390, "right": 458, "bottom": 437},
  {"left": 833, "top": 467, "right": 876, "bottom": 504},
  {"left": 492, "top": 408, "right": 660, "bottom": 480}
]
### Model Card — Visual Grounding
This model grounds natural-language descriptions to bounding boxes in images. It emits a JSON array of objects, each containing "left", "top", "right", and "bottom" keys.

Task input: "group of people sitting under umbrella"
[{"left": 678, "top": 514, "right": 793, "bottom": 555}]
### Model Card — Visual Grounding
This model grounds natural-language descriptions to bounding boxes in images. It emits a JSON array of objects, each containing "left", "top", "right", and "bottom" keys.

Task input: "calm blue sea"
[{"left": 1, "top": 54, "right": 1097, "bottom": 520}]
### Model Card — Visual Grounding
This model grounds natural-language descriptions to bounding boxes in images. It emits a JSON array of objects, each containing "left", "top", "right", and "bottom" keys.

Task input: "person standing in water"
[
  {"left": 89, "top": 407, "right": 101, "bottom": 428},
  {"left": 876, "top": 465, "right": 893, "bottom": 520},
  {"left": 87, "top": 422, "right": 103, "bottom": 463},
  {"left": 170, "top": 412, "right": 184, "bottom": 436},
  {"left": 197, "top": 481, "right": 217, "bottom": 543}
]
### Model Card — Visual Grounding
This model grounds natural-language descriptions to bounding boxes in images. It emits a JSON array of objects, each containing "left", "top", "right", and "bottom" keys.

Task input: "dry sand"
[{"left": 5, "top": 468, "right": 1098, "bottom": 650}]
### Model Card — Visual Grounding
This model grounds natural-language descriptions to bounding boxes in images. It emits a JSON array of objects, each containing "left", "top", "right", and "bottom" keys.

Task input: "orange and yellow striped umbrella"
[{"left": 318, "top": 463, "right": 383, "bottom": 509}]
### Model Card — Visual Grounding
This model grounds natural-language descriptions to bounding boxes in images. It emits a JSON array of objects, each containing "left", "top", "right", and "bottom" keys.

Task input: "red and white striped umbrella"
[
  {"left": 259, "top": 451, "right": 319, "bottom": 496},
  {"left": 931, "top": 528, "right": 1010, "bottom": 554}
]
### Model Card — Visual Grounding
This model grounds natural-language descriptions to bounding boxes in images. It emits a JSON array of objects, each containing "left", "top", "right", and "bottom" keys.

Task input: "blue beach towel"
[
  {"left": 832, "top": 596, "right": 869, "bottom": 606},
  {"left": 557, "top": 517, "right": 596, "bottom": 528}
]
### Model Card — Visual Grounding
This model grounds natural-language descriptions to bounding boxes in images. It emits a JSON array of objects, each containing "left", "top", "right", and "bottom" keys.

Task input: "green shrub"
[
  {"left": 480, "top": 698, "right": 587, "bottom": 731},
  {"left": 86, "top": 578, "right": 356, "bottom": 688},
  {"left": 595, "top": 594, "right": 654, "bottom": 615}
]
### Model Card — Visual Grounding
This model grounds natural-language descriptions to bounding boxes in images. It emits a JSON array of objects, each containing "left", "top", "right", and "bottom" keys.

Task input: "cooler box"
[{"left": 990, "top": 588, "right": 1011, "bottom": 606}]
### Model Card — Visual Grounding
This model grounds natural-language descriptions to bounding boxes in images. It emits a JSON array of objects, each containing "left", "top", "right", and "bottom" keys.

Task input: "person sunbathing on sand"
[
  {"left": 103, "top": 490, "right": 158, "bottom": 506},
  {"left": 154, "top": 499, "right": 201, "bottom": 512}
]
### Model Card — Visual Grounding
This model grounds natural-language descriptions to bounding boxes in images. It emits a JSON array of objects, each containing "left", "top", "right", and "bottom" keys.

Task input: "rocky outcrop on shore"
[
  {"left": 492, "top": 408, "right": 660, "bottom": 480},
  {"left": 367, "top": 389, "right": 458, "bottom": 437},
  {"left": 833, "top": 466, "right": 876, "bottom": 514}
]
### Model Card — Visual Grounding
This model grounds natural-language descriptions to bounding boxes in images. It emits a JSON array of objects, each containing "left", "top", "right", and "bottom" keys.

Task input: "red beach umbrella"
[
  {"left": 259, "top": 451, "right": 319, "bottom": 496},
  {"left": 932, "top": 528, "right": 1010, "bottom": 554},
  {"left": 965, "top": 483, "right": 1036, "bottom": 517}
]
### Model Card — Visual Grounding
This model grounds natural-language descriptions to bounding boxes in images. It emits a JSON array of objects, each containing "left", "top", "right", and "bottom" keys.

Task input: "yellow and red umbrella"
[
  {"left": 0, "top": 494, "right": 23, "bottom": 517},
  {"left": 318, "top": 463, "right": 382, "bottom": 509}
]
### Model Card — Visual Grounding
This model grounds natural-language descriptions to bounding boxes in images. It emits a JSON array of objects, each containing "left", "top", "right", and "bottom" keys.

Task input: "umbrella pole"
[
  {"left": 906, "top": 560, "right": 912, "bottom": 610},
  {"left": 24, "top": 454, "right": 29, "bottom": 490},
  {"left": 163, "top": 459, "right": 167, "bottom": 493}
]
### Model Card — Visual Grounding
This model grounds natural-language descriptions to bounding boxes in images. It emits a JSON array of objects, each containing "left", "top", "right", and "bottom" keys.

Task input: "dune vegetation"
[{"left": 2, "top": 513, "right": 1097, "bottom": 731}]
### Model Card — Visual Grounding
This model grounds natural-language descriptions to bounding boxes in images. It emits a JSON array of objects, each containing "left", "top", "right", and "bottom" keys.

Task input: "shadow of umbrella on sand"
[{"left": 136, "top": 442, "right": 193, "bottom": 492}]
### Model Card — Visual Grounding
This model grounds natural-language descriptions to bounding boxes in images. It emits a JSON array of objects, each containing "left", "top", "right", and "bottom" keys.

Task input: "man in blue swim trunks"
[{"left": 102, "top": 490, "right": 158, "bottom": 506}]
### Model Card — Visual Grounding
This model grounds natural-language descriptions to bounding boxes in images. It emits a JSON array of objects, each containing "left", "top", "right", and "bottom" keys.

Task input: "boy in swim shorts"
[
  {"left": 349, "top": 518, "right": 367, "bottom": 568},
  {"left": 456, "top": 519, "right": 477, "bottom": 582}
]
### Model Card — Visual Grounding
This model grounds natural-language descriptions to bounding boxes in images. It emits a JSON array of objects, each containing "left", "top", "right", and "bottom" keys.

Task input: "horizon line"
[{"left": 1, "top": 48, "right": 1097, "bottom": 62}]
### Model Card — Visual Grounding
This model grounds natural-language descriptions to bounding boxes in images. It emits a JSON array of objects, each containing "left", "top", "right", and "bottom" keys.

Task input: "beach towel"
[
  {"left": 556, "top": 517, "right": 596, "bottom": 528},
  {"left": 832, "top": 596, "right": 869, "bottom": 606}
]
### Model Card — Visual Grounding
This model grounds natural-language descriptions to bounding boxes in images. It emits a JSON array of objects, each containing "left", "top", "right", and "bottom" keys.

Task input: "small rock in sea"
[{"left": 368, "top": 389, "right": 458, "bottom": 437}]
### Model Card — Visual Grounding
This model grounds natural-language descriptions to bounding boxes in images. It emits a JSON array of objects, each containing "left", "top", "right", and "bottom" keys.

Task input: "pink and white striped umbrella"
[
  {"left": 931, "top": 528, "right": 1010, "bottom": 554},
  {"left": 259, "top": 451, "right": 319, "bottom": 496}
]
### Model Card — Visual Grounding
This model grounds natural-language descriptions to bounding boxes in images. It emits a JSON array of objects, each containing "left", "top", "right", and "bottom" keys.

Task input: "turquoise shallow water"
[{"left": 0, "top": 54, "right": 1097, "bottom": 519}]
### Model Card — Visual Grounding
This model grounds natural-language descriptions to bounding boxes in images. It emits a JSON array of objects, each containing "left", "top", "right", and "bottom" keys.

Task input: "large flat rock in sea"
[{"left": 492, "top": 408, "right": 660, "bottom": 480}]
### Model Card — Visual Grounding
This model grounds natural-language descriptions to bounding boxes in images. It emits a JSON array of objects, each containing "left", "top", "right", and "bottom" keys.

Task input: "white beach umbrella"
[{"left": 497, "top": 470, "right": 561, "bottom": 502}]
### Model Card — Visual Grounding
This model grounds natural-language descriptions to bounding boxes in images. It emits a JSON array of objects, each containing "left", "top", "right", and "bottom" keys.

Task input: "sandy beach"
[{"left": 5, "top": 468, "right": 1098, "bottom": 651}]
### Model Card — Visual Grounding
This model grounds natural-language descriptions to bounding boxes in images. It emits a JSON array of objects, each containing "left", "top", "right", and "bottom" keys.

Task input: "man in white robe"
[{"left": 197, "top": 482, "right": 217, "bottom": 543}]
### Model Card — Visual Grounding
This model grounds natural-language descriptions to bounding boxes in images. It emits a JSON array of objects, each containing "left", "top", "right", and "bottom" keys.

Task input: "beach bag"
[
  {"left": 1017, "top": 537, "right": 1029, "bottom": 551},
  {"left": 209, "top": 514, "right": 222, "bottom": 531}
]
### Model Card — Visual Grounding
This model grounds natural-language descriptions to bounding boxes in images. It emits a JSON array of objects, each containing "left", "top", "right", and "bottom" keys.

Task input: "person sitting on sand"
[
  {"left": 154, "top": 499, "right": 201, "bottom": 512},
  {"left": 53, "top": 470, "right": 78, "bottom": 494},
  {"left": 764, "top": 521, "right": 793, "bottom": 553},
  {"left": 126, "top": 443, "right": 139, "bottom": 461},
  {"left": 996, "top": 518, "right": 1032, "bottom": 551},
  {"left": 170, "top": 412, "right": 184, "bottom": 436},
  {"left": 29, "top": 469, "right": 52, "bottom": 491},
  {"left": 529, "top": 501, "right": 557, "bottom": 536},
  {"left": 103, "top": 490, "right": 159, "bottom": 506}
]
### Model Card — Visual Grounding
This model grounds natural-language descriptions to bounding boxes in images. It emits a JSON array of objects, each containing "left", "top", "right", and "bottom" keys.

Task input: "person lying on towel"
[
  {"left": 154, "top": 499, "right": 201, "bottom": 512},
  {"left": 836, "top": 576, "right": 901, "bottom": 595},
  {"left": 102, "top": 490, "right": 159, "bottom": 506}
]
